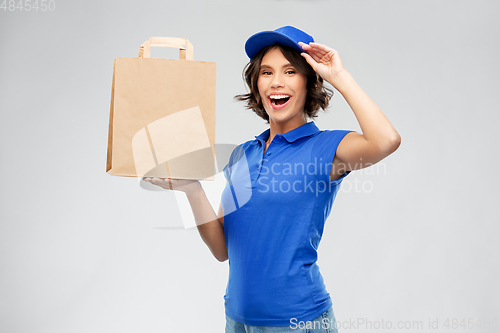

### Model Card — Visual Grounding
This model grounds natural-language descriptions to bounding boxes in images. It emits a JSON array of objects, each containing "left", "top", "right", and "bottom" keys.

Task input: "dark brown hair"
[{"left": 235, "top": 44, "right": 333, "bottom": 123}]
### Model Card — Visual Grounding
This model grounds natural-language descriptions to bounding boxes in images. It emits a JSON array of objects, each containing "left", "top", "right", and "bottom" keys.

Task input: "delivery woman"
[{"left": 143, "top": 26, "right": 400, "bottom": 332}]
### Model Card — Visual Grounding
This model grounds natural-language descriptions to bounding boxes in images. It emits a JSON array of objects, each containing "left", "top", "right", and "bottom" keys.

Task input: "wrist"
[
  {"left": 184, "top": 182, "right": 204, "bottom": 198},
  {"left": 328, "top": 70, "right": 354, "bottom": 93}
]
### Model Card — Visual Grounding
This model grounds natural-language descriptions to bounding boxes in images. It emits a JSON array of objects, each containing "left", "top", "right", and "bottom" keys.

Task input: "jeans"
[{"left": 225, "top": 306, "right": 339, "bottom": 333}]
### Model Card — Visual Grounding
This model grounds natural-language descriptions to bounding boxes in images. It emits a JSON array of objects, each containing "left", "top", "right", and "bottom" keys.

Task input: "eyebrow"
[{"left": 260, "top": 63, "right": 294, "bottom": 70}]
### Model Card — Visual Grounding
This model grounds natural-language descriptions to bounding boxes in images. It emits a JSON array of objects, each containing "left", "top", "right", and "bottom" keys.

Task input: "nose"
[{"left": 271, "top": 72, "right": 284, "bottom": 88}]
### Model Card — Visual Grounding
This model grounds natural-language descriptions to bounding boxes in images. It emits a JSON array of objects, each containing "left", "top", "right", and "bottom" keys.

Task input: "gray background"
[{"left": 1, "top": 0, "right": 499, "bottom": 332}]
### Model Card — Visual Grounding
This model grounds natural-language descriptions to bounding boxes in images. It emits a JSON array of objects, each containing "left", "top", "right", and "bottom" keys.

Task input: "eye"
[
  {"left": 285, "top": 70, "right": 296, "bottom": 74},
  {"left": 260, "top": 71, "right": 272, "bottom": 75}
]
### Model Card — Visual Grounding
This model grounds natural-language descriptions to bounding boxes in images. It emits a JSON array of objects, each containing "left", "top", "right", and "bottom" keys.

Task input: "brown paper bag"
[{"left": 106, "top": 37, "right": 216, "bottom": 180}]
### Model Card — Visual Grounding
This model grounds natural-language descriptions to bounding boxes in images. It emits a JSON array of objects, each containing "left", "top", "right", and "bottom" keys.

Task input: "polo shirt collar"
[{"left": 254, "top": 121, "right": 320, "bottom": 145}]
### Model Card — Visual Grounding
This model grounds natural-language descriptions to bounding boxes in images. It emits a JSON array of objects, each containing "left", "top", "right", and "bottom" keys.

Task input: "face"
[{"left": 257, "top": 47, "right": 308, "bottom": 125}]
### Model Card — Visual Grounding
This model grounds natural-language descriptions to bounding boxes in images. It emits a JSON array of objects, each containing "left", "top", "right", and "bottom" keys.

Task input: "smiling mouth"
[{"left": 269, "top": 94, "right": 291, "bottom": 106}]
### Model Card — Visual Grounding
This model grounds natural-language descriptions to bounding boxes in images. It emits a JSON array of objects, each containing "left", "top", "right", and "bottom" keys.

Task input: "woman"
[{"left": 144, "top": 26, "right": 400, "bottom": 332}]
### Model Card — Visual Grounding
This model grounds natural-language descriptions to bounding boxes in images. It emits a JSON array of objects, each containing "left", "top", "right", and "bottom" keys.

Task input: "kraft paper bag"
[{"left": 106, "top": 37, "right": 216, "bottom": 180}]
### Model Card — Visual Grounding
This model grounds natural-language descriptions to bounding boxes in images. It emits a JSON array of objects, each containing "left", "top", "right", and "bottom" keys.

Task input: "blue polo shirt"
[{"left": 221, "top": 121, "right": 355, "bottom": 326}]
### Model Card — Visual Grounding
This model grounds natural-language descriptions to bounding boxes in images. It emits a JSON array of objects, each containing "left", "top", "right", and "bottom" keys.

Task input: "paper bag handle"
[{"left": 138, "top": 37, "right": 194, "bottom": 60}]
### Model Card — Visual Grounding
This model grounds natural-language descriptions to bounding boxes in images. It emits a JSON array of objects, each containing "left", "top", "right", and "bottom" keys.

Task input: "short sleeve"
[{"left": 312, "top": 130, "right": 356, "bottom": 185}]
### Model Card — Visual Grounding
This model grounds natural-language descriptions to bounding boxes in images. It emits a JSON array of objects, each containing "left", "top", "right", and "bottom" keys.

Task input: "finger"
[
  {"left": 310, "top": 52, "right": 324, "bottom": 63},
  {"left": 300, "top": 42, "right": 335, "bottom": 57},
  {"left": 298, "top": 42, "right": 322, "bottom": 62},
  {"left": 308, "top": 44, "right": 338, "bottom": 63},
  {"left": 307, "top": 50, "right": 324, "bottom": 64},
  {"left": 308, "top": 47, "right": 330, "bottom": 60},
  {"left": 299, "top": 47, "right": 321, "bottom": 63},
  {"left": 298, "top": 41, "right": 312, "bottom": 51},
  {"left": 299, "top": 43, "right": 325, "bottom": 63},
  {"left": 301, "top": 52, "right": 318, "bottom": 72},
  {"left": 309, "top": 42, "right": 337, "bottom": 54}
]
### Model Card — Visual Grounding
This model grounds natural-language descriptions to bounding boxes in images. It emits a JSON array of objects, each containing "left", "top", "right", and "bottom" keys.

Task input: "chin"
[
  {"left": 267, "top": 110, "right": 301, "bottom": 123},
  {"left": 269, "top": 116, "right": 291, "bottom": 123}
]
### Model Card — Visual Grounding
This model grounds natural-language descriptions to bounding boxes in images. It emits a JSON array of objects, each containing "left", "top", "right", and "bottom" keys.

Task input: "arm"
[
  {"left": 330, "top": 71, "right": 401, "bottom": 170},
  {"left": 186, "top": 186, "right": 228, "bottom": 262},
  {"left": 144, "top": 177, "right": 228, "bottom": 262},
  {"left": 300, "top": 42, "right": 401, "bottom": 174}
]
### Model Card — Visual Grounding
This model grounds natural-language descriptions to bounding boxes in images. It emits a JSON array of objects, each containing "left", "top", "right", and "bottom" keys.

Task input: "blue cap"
[{"left": 245, "top": 26, "right": 314, "bottom": 59}]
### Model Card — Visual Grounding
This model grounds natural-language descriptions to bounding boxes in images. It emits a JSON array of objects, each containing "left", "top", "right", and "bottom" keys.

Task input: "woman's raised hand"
[
  {"left": 142, "top": 177, "right": 201, "bottom": 194},
  {"left": 298, "top": 42, "right": 347, "bottom": 89}
]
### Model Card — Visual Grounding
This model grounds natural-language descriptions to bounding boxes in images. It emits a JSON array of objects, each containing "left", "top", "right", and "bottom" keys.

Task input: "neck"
[{"left": 266, "top": 115, "right": 307, "bottom": 144}]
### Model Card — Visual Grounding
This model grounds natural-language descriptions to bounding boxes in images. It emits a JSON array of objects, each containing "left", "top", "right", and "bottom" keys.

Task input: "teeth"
[{"left": 270, "top": 95, "right": 290, "bottom": 99}]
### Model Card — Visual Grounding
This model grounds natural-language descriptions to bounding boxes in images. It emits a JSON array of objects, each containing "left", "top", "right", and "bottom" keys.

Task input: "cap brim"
[{"left": 245, "top": 31, "right": 306, "bottom": 59}]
